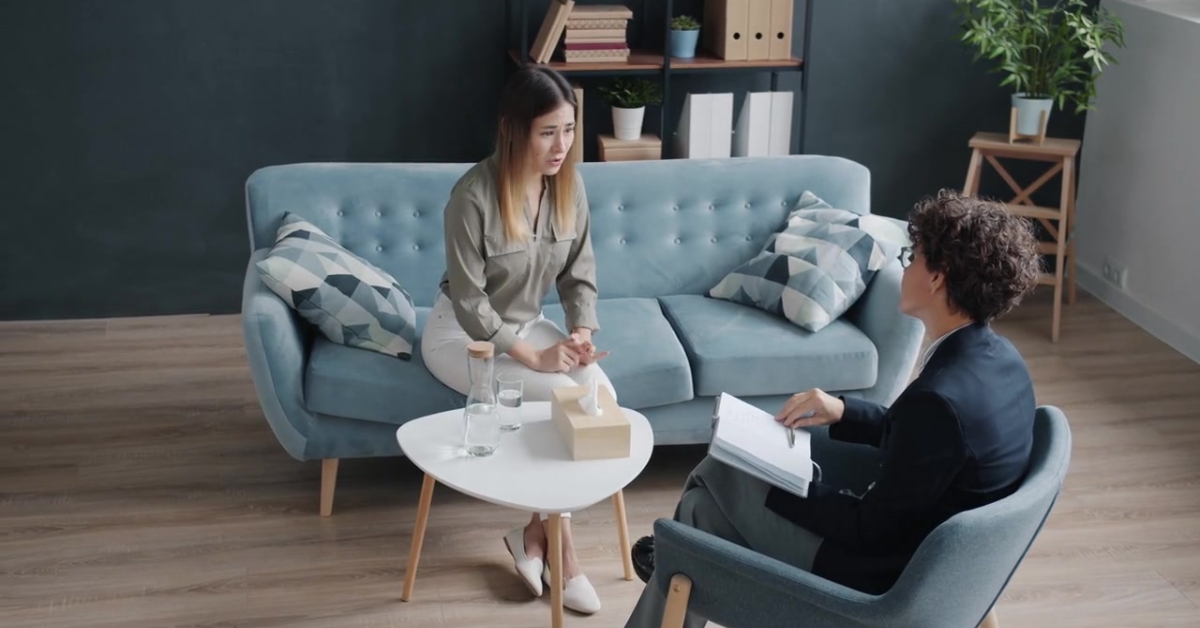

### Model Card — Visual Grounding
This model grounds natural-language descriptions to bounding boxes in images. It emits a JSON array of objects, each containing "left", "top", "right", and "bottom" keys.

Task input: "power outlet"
[{"left": 1101, "top": 258, "right": 1128, "bottom": 289}]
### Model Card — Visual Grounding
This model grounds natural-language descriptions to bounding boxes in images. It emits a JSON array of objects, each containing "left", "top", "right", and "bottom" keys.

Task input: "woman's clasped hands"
[{"left": 534, "top": 329, "right": 609, "bottom": 374}]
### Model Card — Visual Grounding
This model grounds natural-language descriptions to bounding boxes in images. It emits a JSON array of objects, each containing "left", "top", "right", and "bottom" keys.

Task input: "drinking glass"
[{"left": 496, "top": 373, "right": 524, "bottom": 431}]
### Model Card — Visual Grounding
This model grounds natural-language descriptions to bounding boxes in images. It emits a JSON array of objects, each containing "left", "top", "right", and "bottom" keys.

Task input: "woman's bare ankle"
[{"left": 523, "top": 518, "right": 547, "bottom": 561}]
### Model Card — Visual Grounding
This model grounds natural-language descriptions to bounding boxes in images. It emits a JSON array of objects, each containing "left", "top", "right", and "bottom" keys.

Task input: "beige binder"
[
  {"left": 703, "top": 0, "right": 748, "bottom": 61},
  {"left": 746, "top": 0, "right": 772, "bottom": 60},
  {"left": 768, "top": 0, "right": 794, "bottom": 60}
]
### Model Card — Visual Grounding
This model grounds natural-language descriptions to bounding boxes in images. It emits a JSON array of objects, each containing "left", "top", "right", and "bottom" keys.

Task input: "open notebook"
[{"left": 709, "top": 392, "right": 813, "bottom": 498}]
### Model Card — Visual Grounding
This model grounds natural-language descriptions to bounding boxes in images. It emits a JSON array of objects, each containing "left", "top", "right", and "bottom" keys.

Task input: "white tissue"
[{"left": 580, "top": 379, "right": 603, "bottom": 416}]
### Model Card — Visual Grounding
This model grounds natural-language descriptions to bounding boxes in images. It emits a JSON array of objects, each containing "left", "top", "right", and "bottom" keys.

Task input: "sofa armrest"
[
  {"left": 844, "top": 259, "right": 924, "bottom": 406},
  {"left": 653, "top": 519, "right": 886, "bottom": 628},
  {"left": 241, "top": 249, "right": 318, "bottom": 461}
]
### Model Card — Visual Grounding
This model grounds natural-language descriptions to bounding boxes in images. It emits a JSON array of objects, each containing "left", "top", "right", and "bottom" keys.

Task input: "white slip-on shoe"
[
  {"left": 543, "top": 563, "right": 601, "bottom": 615},
  {"left": 503, "top": 527, "right": 544, "bottom": 597}
]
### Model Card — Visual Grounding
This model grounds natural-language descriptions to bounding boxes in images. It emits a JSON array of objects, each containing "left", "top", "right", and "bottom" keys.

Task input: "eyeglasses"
[{"left": 899, "top": 245, "right": 914, "bottom": 269}]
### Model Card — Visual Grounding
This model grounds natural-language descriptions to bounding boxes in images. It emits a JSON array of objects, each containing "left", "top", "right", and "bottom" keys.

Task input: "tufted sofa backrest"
[{"left": 245, "top": 155, "right": 870, "bottom": 307}]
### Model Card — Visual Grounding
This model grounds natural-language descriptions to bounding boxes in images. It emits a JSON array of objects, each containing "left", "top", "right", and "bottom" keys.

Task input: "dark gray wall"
[
  {"left": 802, "top": 0, "right": 1086, "bottom": 217},
  {"left": 1, "top": 0, "right": 1085, "bottom": 320}
]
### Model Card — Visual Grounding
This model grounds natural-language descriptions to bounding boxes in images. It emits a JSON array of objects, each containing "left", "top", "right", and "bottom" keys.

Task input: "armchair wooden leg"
[
  {"left": 320, "top": 459, "right": 338, "bottom": 517},
  {"left": 980, "top": 608, "right": 1000, "bottom": 628},
  {"left": 661, "top": 574, "right": 693, "bottom": 628}
]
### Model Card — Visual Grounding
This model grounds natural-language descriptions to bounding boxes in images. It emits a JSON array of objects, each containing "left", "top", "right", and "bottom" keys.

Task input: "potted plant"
[
  {"left": 599, "top": 78, "right": 663, "bottom": 141},
  {"left": 953, "top": 0, "right": 1125, "bottom": 137},
  {"left": 670, "top": 14, "right": 702, "bottom": 59}
]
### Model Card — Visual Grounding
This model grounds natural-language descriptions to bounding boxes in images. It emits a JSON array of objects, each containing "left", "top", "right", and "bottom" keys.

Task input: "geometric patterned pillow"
[
  {"left": 786, "top": 190, "right": 910, "bottom": 250},
  {"left": 255, "top": 213, "right": 418, "bottom": 359},
  {"left": 707, "top": 192, "right": 896, "bottom": 333}
]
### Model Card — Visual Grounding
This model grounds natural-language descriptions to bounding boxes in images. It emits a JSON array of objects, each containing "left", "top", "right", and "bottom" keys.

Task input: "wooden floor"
[{"left": 2, "top": 289, "right": 1199, "bottom": 628}]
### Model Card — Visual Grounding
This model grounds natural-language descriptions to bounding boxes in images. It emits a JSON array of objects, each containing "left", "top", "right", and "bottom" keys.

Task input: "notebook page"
[{"left": 715, "top": 393, "right": 813, "bottom": 483}]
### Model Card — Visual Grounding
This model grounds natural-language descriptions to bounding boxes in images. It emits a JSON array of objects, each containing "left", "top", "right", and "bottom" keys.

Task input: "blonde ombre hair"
[{"left": 494, "top": 67, "right": 579, "bottom": 242}]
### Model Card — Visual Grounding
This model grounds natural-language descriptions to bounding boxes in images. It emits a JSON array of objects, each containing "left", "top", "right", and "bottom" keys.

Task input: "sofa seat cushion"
[
  {"left": 304, "top": 308, "right": 464, "bottom": 426},
  {"left": 543, "top": 298, "right": 693, "bottom": 409},
  {"left": 659, "top": 295, "right": 878, "bottom": 398}
]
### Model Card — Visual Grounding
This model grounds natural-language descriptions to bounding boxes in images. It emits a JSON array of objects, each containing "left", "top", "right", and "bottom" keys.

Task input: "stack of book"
[{"left": 562, "top": 4, "right": 633, "bottom": 64}]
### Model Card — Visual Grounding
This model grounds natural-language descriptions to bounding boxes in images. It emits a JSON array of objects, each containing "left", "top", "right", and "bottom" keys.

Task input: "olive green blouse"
[{"left": 438, "top": 155, "right": 599, "bottom": 354}]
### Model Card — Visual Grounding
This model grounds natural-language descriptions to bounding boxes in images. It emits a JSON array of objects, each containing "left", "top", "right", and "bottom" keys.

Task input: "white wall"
[{"left": 1075, "top": 0, "right": 1200, "bottom": 364}]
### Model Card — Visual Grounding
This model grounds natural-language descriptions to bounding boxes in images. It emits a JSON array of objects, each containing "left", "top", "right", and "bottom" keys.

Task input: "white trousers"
[{"left": 421, "top": 291, "right": 618, "bottom": 520}]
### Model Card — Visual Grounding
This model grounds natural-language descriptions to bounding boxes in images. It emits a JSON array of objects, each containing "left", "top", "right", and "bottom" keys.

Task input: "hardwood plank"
[
  {"left": 998, "top": 571, "right": 1199, "bottom": 628},
  {"left": 1, "top": 289, "right": 1198, "bottom": 627}
]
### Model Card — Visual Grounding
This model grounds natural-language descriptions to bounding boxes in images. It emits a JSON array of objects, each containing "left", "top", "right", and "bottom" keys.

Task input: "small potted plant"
[
  {"left": 670, "top": 14, "right": 702, "bottom": 59},
  {"left": 599, "top": 78, "right": 663, "bottom": 141},
  {"left": 953, "top": 0, "right": 1125, "bottom": 137}
]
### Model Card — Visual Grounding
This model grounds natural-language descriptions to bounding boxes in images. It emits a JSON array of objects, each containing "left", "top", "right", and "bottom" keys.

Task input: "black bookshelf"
[{"left": 505, "top": 0, "right": 813, "bottom": 158}]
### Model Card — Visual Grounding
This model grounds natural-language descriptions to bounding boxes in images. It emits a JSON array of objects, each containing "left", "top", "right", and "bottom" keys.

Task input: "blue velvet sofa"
[{"left": 240, "top": 155, "right": 925, "bottom": 515}]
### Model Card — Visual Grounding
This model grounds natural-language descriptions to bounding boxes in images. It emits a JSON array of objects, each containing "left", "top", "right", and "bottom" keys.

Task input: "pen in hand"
[{"left": 783, "top": 410, "right": 813, "bottom": 449}]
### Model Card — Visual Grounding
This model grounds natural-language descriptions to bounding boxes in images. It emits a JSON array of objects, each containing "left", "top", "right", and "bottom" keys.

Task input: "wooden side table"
[{"left": 963, "top": 132, "right": 1081, "bottom": 343}]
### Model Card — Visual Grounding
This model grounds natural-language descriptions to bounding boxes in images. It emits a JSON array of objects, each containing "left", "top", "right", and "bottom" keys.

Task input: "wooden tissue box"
[{"left": 550, "top": 385, "right": 630, "bottom": 461}]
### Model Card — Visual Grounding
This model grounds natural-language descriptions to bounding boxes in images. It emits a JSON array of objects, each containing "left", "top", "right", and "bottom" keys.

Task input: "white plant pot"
[
  {"left": 612, "top": 106, "right": 645, "bottom": 141},
  {"left": 1012, "top": 93, "right": 1053, "bottom": 136}
]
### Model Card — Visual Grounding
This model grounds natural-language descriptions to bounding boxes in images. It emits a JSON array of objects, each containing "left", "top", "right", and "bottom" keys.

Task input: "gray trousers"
[{"left": 623, "top": 455, "right": 825, "bottom": 628}]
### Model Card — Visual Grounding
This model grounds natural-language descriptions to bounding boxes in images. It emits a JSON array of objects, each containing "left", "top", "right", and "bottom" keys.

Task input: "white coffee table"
[{"left": 395, "top": 401, "right": 654, "bottom": 628}]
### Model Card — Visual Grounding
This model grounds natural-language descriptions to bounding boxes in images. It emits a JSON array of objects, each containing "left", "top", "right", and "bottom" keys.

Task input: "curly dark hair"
[{"left": 907, "top": 190, "right": 1042, "bottom": 323}]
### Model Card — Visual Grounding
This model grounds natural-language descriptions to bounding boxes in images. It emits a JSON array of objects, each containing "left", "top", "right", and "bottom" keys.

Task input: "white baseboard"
[{"left": 1076, "top": 263, "right": 1200, "bottom": 365}]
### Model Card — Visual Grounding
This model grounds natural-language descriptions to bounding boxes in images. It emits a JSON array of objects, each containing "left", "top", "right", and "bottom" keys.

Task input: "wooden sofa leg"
[
  {"left": 320, "top": 459, "right": 339, "bottom": 517},
  {"left": 980, "top": 608, "right": 1000, "bottom": 628},
  {"left": 660, "top": 574, "right": 693, "bottom": 628}
]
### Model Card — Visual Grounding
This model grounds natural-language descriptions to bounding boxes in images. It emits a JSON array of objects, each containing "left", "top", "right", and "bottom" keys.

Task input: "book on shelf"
[
  {"left": 568, "top": 4, "right": 634, "bottom": 20},
  {"left": 565, "top": 42, "right": 628, "bottom": 51},
  {"left": 561, "top": 4, "right": 632, "bottom": 63},
  {"left": 564, "top": 48, "right": 631, "bottom": 63},
  {"left": 566, "top": 17, "right": 629, "bottom": 29},
  {"left": 565, "top": 28, "right": 627, "bottom": 43},
  {"left": 708, "top": 392, "right": 814, "bottom": 498},
  {"left": 530, "top": 0, "right": 575, "bottom": 63}
]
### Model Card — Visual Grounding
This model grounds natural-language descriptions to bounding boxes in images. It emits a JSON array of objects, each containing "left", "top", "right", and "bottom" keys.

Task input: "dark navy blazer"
[{"left": 764, "top": 322, "right": 1037, "bottom": 594}]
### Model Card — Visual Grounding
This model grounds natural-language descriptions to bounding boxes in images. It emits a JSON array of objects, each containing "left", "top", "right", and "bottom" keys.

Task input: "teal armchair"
[{"left": 652, "top": 405, "right": 1072, "bottom": 628}]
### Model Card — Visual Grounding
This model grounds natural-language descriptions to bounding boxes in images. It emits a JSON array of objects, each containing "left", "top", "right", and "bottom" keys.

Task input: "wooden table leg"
[
  {"left": 548, "top": 513, "right": 564, "bottom": 628},
  {"left": 401, "top": 473, "right": 436, "bottom": 602},
  {"left": 613, "top": 491, "right": 634, "bottom": 581}
]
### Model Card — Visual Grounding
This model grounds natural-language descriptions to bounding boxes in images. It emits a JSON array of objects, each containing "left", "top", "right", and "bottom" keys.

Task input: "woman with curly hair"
[{"left": 623, "top": 190, "right": 1043, "bottom": 628}]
